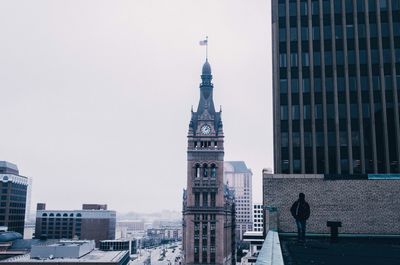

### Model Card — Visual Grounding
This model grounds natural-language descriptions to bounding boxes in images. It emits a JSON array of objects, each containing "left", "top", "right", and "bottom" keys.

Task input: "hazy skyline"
[{"left": 0, "top": 0, "right": 272, "bottom": 213}]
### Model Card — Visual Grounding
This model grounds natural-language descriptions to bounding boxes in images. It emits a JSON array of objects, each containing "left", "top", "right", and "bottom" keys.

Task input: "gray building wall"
[{"left": 263, "top": 173, "right": 400, "bottom": 234}]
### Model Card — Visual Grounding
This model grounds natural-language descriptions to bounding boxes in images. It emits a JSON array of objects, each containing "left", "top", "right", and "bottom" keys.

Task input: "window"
[
  {"left": 357, "top": 0, "right": 364, "bottom": 12},
  {"left": 313, "top": 27, "right": 320, "bottom": 40},
  {"left": 337, "top": 77, "right": 345, "bottom": 91},
  {"left": 300, "top": 2, "right": 308, "bottom": 15},
  {"left": 315, "top": 78, "right": 321, "bottom": 91},
  {"left": 312, "top": 1, "right": 319, "bottom": 15},
  {"left": 203, "top": 164, "right": 208, "bottom": 177},
  {"left": 334, "top": 0, "right": 342, "bottom": 14},
  {"left": 303, "top": 78, "right": 310, "bottom": 92},
  {"left": 281, "top": 105, "right": 288, "bottom": 120},
  {"left": 335, "top": 25, "right": 343, "bottom": 40},
  {"left": 290, "top": 2, "right": 297, "bottom": 16},
  {"left": 379, "top": 0, "right": 387, "bottom": 10},
  {"left": 302, "top": 52, "right": 309, "bottom": 66},
  {"left": 339, "top": 104, "right": 346, "bottom": 118},
  {"left": 304, "top": 105, "right": 311, "bottom": 119},
  {"left": 291, "top": 53, "right": 298, "bottom": 67},
  {"left": 280, "top": 79, "right": 288, "bottom": 93},
  {"left": 291, "top": 28, "right": 298, "bottom": 41},
  {"left": 317, "top": 132, "right": 324, "bottom": 146},
  {"left": 326, "top": 78, "right": 333, "bottom": 91},
  {"left": 325, "top": 52, "right": 332, "bottom": 65},
  {"left": 304, "top": 132, "right": 312, "bottom": 147},
  {"left": 301, "top": 27, "right": 308, "bottom": 41},
  {"left": 280, "top": 53, "right": 287, "bottom": 67},
  {"left": 368, "top": 0, "right": 376, "bottom": 12},
  {"left": 210, "top": 164, "right": 216, "bottom": 178},
  {"left": 324, "top": 26, "right": 332, "bottom": 40},
  {"left": 282, "top": 132, "right": 288, "bottom": 147},
  {"left": 279, "top": 28, "right": 286, "bottom": 42},
  {"left": 346, "top": 24, "right": 354, "bottom": 39},
  {"left": 293, "top": 132, "right": 300, "bottom": 147},
  {"left": 349, "top": 77, "right": 357, "bottom": 91},
  {"left": 279, "top": 3, "right": 286, "bottom": 17},
  {"left": 314, "top": 51, "right": 321, "bottom": 66},
  {"left": 292, "top": 105, "right": 300, "bottom": 120},
  {"left": 292, "top": 79, "right": 299, "bottom": 93},
  {"left": 315, "top": 104, "right": 323, "bottom": 119},
  {"left": 340, "top": 132, "right": 347, "bottom": 146},
  {"left": 195, "top": 164, "right": 200, "bottom": 178},
  {"left": 336, "top": 50, "right": 344, "bottom": 65},
  {"left": 351, "top": 104, "right": 358, "bottom": 118}
]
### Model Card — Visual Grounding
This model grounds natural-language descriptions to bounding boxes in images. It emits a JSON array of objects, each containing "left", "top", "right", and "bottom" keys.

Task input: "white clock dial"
[{"left": 201, "top": 125, "right": 211, "bottom": 135}]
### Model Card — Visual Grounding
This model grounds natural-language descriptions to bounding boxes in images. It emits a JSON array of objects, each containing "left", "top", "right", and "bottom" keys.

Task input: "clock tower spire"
[{"left": 182, "top": 60, "right": 235, "bottom": 265}]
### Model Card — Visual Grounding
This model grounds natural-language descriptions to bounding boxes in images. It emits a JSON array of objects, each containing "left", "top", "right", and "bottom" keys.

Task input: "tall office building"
[
  {"left": 0, "top": 161, "right": 28, "bottom": 235},
  {"left": 224, "top": 161, "right": 253, "bottom": 241},
  {"left": 182, "top": 60, "right": 235, "bottom": 265},
  {"left": 272, "top": 0, "right": 400, "bottom": 174}
]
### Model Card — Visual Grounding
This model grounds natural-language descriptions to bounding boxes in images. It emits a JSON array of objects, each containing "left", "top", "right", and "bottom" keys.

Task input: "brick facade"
[{"left": 263, "top": 174, "right": 400, "bottom": 234}]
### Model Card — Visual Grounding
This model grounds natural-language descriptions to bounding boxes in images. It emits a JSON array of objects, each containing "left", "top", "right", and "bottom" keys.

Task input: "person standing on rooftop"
[{"left": 290, "top": 193, "right": 310, "bottom": 242}]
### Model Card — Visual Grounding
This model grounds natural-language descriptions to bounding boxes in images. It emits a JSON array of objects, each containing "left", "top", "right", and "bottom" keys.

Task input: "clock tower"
[{"left": 182, "top": 60, "right": 235, "bottom": 265}]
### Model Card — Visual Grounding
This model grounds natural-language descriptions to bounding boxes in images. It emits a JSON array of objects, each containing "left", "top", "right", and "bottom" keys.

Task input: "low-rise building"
[
  {"left": 34, "top": 204, "right": 116, "bottom": 246},
  {"left": 2, "top": 240, "right": 129, "bottom": 264},
  {"left": 100, "top": 239, "right": 137, "bottom": 255}
]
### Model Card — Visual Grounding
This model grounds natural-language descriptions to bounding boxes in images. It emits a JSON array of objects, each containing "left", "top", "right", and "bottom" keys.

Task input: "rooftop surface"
[
  {"left": 280, "top": 236, "right": 400, "bottom": 265},
  {"left": 3, "top": 250, "right": 128, "bottom": 263}
]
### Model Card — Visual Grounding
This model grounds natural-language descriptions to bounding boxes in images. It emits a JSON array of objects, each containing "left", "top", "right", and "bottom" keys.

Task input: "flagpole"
[{"left": 206, "top": 36, "right": 208, "bottom": 60}]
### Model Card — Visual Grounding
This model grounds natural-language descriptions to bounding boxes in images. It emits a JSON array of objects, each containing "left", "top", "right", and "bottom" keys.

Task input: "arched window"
[
  {"left": 194, "top": 164, "right": 200, "bottom": 178},
  {"left": 210, "top": 164, "right": 217, "bottom": 178},
  {"left": 42, "top": 213, "right": 47, "bottom": 217},
  {"left": 76, "top": 213, "right": 82, "bottom": 218},
  {"left": 49, "top": 213, "right": 54, "bottom": 217},
  {"left": 203, "top": 164, "right": 208, "bottom": 177},
  {"left": 63, "top": 213, "right": 68, "bottom": 217}
]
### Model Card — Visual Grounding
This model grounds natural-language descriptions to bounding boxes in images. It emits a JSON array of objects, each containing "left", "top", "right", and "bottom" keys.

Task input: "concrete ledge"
[
  {"left": 279, "top": 232, "right": 400, "bottom": 238},
  {"left": 256, "top": 231, "right": 284, "bottom": 265},
  {"left": 263, "top": 173, "right": 324, "bottom": 179}
]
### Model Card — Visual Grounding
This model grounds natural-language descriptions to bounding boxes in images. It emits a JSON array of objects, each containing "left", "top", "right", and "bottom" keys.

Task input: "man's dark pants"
[{"left": 296, "top": 219, "right": 306, "bottom": 241}]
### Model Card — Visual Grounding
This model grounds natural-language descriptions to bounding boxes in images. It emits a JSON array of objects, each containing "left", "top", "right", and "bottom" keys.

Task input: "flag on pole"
[{"left": 199, "top": 39, "right": 208, "bottom": 46}]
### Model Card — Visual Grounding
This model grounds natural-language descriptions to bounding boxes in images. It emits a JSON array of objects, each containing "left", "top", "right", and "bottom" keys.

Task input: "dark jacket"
[{"left": 290, "top": 199, "right": 310, "bottom": 220}]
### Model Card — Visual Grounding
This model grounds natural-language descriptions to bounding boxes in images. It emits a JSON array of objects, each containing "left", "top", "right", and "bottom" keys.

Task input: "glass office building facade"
[{"left": 272, "top": 0, "right": 400, "bottom": 174}]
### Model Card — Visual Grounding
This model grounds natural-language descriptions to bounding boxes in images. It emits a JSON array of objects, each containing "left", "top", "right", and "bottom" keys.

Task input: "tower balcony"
[{"left": 193, "top": 178, "right": 217, "bottom": 187}]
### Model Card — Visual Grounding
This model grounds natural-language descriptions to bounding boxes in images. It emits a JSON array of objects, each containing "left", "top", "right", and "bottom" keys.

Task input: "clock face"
[{"left": 200, "top": 125, "right": 211, "bottom": 135}]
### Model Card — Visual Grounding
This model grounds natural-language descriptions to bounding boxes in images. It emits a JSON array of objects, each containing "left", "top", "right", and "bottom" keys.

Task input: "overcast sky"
[{"left": 0, "top": 0, "right": 272, "bottom": 214}]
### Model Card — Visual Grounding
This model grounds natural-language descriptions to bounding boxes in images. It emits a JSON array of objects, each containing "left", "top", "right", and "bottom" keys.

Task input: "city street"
[{"left": 130, "top": 243, "right": 182, "bottom": 265}]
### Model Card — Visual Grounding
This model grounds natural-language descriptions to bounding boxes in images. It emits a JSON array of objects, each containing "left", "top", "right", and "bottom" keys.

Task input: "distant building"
[
  {"left": 25, "top": 178, "right": 32, "bottom": 222},
  {"left": 224, "top": 161, "right": 253, "bottom": 241},
  {"left": 34, "top": 204, "right": 116, "bottom": 246},
  {"left": 252, "top": 203, "right": 263, "bottom": 233},
  {"left": 0, "top": 161, "right": 28, "bottom": 235},
  {"left": 147, "top": 227, "right": 182, "bottom": 241},
  {"left": 100, "top": 239, "right": 137, "bottom": 255},
  {"left": 3, "top": 240, "right": 130, "bottom": 264}
]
